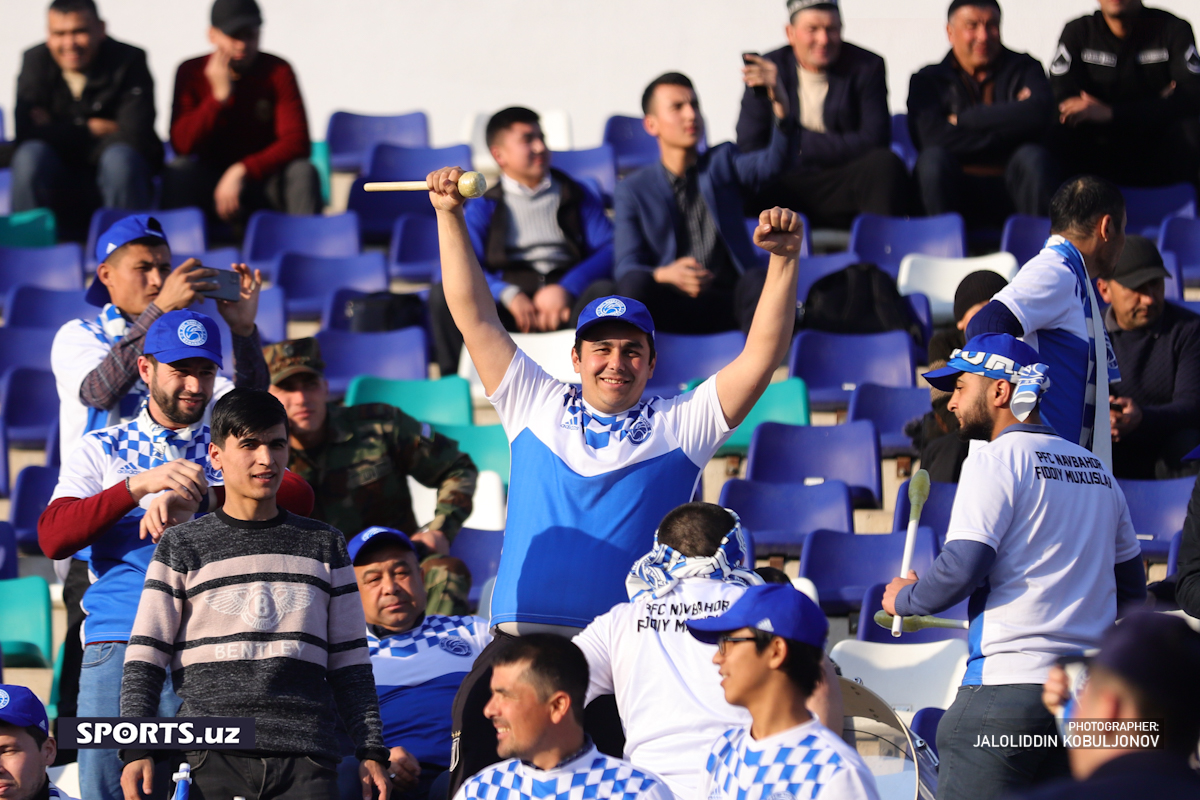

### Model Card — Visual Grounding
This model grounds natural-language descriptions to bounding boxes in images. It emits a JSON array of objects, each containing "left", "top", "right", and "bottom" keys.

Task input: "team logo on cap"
[
  {"left": 0, "top": 689, "right": 8, "bottom": 709},
  {"left": 178, "top": 319, "right": 209, "bottom": 347},
  {"left": 440, "top": 637, "right": 472, "bottom": 657},
  {"left": 596, "top": 298, "right": 627, "bottom": 317}
]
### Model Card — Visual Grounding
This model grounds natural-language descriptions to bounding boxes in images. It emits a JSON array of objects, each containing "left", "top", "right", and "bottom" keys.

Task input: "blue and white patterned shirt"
[
  {"left": 368, "top": 614, "right": 491, "bottom": 766},
  {"left": 702, "top": 721, "right": 879, "bottom": 800},
  {"left": 453, "top": 744, "right": 674, "bottom": 800},
  {"left": 50, "top": 403, "right": 223, "bottom": 645}
]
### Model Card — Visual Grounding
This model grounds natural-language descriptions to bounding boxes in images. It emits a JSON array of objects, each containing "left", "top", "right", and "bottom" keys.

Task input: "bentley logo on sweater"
[{"left": 205, "top": 582, "right": 317, "bottom": 630}]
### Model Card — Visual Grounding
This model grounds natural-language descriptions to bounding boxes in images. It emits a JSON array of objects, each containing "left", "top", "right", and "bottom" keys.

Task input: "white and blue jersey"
[
  {"left": 488, "top": 350, "right": 733, "bottom": 629},
  {"left": 992, "top": 236, "right": 1119, "bottom": 450},
  {"left": 49, "top": 404, "right": 222, "bottom": 645},
  {"left": 367, "top": 614, "right": 491, "bottom": 767},
  {"left": 947, "top": 425, "right": 1140, "bottom": 685},
  {"left": 702, "top": 720, "right": 879, "bottom": 800},
  {"left": 452, "top": 743, "right": 674, "bottom": 800}
]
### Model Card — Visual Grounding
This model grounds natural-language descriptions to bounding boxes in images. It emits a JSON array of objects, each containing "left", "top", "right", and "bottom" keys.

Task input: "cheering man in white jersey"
[
  {"left": 688, "top": 583, "right": 879, "bottom": 800},
  {"left": 882, "top": 332, "right": 1147, "bottom": 800}
]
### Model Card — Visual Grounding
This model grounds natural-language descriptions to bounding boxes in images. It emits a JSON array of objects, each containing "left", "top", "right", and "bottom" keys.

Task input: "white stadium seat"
[
  {"left": 896, "top": 252, "right": 1020, "bottom": 326},
  {"left": 409, "top": 470, "right": 507, "bottom": 532},
  {"left": 458, "top": 329, "right": 579, "bottom": 400},
  {"left": 829, "top": 638, "right": 968, "bottom": 723}
]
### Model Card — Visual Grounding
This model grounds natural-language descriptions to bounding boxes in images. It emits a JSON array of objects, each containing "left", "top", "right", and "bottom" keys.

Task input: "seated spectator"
[
  {"left": 1049, "top": 0, "right": 1200, "bottom": 186},
  {"left": 737, "top": 0, "right": 910, "bottom": 228},
  {"left": 1098, "top": 236, "right": 1200, "bottom": 478},
  {"left": 347, "top": 527, "right": 491, "bottom": 800},
  {"left": 162, "top": 0, "right": 320, "bottom": 226},
  {"left": 120, "top": 389, "right": 389, "bottom": 800},
  {"left": 0, "top": 684, "right": 77, "bottom": 800},
  {"left": 909, "top": 0, "right": 1058, "bottom": 223},
  {"left": 452, "top": 635, "right": 673, "bottom": 800},
  {"left": 12, "top": 0, "right": 161, "bottom": 237},
  {"left": 574, "top": 503, "right": 842, "bottom": 798},
  {"left": 908, "top": 359, "right": 969, "bottom": 482},
  {"left": 689, "top": 584, "right": 879, "bottom": 800},
  {"left": 39, "top": 312, "right": 309, "bottom": 800},
  {"left": 928, "top": 268, "right": 1011, "bottom": 364},
  {"left": 614, "top": 70, "right": 798, "bottom": 334},
  {"left": 265, "top": 338, "right": 476, "bottom": 616},
  {"left": 428, "top": 107, "right": 615, "bottom": 376},
  {"left": 1023, "top": 612, "right": 1200, "bottom": 798}
]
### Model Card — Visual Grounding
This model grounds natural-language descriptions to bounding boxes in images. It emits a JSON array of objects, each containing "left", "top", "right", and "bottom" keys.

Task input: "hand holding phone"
[
  {"left": 201, "top": 268, "right": 244, "bottom": 302},
  {"left": 742, "top": 52, "right": 769, "bottom": 97}
]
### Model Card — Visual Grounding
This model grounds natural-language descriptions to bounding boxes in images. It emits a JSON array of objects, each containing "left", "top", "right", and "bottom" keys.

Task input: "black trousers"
[
  {"left": 749, "top": 146, "right": 913, "bottom": 228},
  {"left": 914, "top": 143, "right": 1058, "bottom": 223},
  {"left": 185, "top": 750, "right": 339, "bottom": 800},
  {"left": 1113, "top": 427, "right": 1200, "bottom": 480},
  {"left": 615, "top": 267, "right": 767, "bottom": 335},
  {"left": 52, "top": 558, "right": 90, "bottom": 765},
  {"left": 161, "top": 156, "right": 322, "bottom": 226},
  {"left": 1050, "top": 119, "right": 1200, "bottom": 188},
  {"left": 428, "top": 275, "right": 615, "bottom": 377}
]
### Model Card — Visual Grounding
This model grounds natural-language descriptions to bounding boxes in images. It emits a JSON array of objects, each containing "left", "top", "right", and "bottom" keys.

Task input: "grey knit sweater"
[{"left": 119, "top": 508, "right": 389, "bottom": 763}]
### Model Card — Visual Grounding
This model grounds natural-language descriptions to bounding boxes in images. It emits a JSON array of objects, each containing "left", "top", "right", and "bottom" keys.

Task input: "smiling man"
[
  {"left": 0, "top": 685, "right": 77, "bottom": 800},
  {"left": 347, "top": 527, "right": 491, "bottom": 800},
  {"left": 120, "top": 389, "right": 390, "bottom": 800}
]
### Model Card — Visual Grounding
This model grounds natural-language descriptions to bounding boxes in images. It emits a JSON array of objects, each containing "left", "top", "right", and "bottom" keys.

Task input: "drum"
[{"left": 839, "top": 677, "right": 939, "bottom": 800}]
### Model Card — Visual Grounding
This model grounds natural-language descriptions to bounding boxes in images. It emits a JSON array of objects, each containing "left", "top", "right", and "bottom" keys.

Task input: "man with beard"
[
  {"left": 882, "top": 333, "right": 1146, "bottom": 800},
  {"left": 38, "top": 310, "right": 310, "bottom": 800}
]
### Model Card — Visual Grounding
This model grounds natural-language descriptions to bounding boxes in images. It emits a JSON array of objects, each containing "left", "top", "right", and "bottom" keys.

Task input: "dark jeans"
[
  {"left": 749, "top": 146, "right": 913, "bottom": 228},
  {"left": 1051, "top": 119, "right": 1200, "bottom": 188},
  {"left": 186, "top": 750, "right": 339, "bottom": 800},
  {"left": 936, "top": 684, "right": 1070, "bottom": 800},
  {"left": 616, "top": 267, "right": 768, "bottom": 335},
  {"left": 161, "top": 156, "right": 322, "bottom": 224},
  {"left": 428, "top": 277, "right": 616, "bottom": 377},
  {"left": 915, "top": 144, "right": 1058, "bottom": 223}
]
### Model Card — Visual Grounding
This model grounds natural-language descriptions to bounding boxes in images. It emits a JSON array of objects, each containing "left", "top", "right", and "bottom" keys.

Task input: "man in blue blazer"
[
  {"left": 736, "top": 0, "right": 911, "bottom": 228},
  {"left": 614, "top": 70, "right": 798, "bottom": 335}
]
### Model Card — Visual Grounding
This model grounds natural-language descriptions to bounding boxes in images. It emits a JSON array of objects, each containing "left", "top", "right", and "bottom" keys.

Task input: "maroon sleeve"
[
  {"left": 240, "top": 59, "right": 311, "bottom": 180},
  {"left": 170, "top": 56, "right": 228, "bottom": 156},
  {"left": 39, "top": 483, "right": 138, "bottom": 560}
]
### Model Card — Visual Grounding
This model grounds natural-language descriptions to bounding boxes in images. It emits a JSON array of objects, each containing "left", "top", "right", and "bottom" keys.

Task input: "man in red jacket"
[{"left": 161, "top": 0, "right": 320, "bottom": 225}]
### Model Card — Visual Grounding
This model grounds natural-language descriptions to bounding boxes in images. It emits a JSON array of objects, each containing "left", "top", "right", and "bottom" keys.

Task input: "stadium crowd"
[{"left": 3, "top": 0, "right": 1200, "bottom": 800}]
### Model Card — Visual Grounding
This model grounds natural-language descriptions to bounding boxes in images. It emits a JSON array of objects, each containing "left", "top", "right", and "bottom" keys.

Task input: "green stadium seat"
[
  {"left": 0, "top": 209, "right": 56, "bottom": 247},
  {"left": 0, "top": 575, "right": 53, "bottom": 667},
  {"left": 718, "top": 378, "right": 811, "bottom": 457},
  {"left": 432, "top": 424, "right": 510, "bottom": 486},
  {"left": 344, "top": 375, "right": 473, "bottom": 427}
]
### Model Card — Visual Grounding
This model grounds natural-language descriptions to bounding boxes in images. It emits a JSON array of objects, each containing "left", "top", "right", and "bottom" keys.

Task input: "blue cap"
[
  {"left": 922, "top": 333, "right": 1042, "bottom": 392},
  {"left": 347, "top": 526, "right": 415, "bottom": 565},
  {"left": 87, "top": 215, "right": 171, "bottom": 307},
  {"left": 688, "top": 583, "right": 828, "bottom": 649},
  {"left": 0, "top": 684, "right": 50, "bottom": 735},
  {"left": 144, "top": 310, "right": 224, "bottom": 368},
  {"left": 576, "top": 296, "right": 655, "bottom": 340}
]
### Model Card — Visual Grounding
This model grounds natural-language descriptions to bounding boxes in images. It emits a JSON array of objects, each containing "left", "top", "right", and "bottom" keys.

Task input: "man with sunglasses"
[{"left": 688, "top": 583, "right": 878, "bottom": 800}]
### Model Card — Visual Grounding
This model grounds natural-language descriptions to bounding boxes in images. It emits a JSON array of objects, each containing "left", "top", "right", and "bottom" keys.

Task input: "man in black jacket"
[
  {"left": 1049, "top": 0, "right": 1200, "bottom": 186},
  {"left": 736, "top": 0, "right": 910, "bottom": 228},
  {"left": 12, "top": 0, "right": 162, "bottom": 234},
  {"left": 1097, "top": 235, "right": 1200, "bottom": 479},
  {"left": 908, "top": 0, "right": 1058, "bottom": 223}
]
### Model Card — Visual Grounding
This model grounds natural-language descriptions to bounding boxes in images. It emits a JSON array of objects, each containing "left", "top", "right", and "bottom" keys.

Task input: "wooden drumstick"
[{"left": 363, "top": 171, "right": 488, "bottom": 198}]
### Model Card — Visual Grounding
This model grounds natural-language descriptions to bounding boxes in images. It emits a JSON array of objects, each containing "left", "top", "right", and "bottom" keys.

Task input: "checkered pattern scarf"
[
  {"left": 366, "top": 615, "right": 478, "bottom": 659},
  {"left": 83, "top": 304, "right": 147, "bottom": 434},
  {"left": 626, "top": 510, "right": 763, "bottom": 600},
  {"left": 564, "top": 388, "right": 655, "bottom": 449},
  {"left": 98, "top": 402, "right": 213, "bottom": 471},
  {"left": 459, "top": 746, "right": 664, "bottom": 800}
]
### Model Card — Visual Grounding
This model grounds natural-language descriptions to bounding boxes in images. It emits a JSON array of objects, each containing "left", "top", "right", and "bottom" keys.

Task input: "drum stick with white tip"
[
  {"left": 875, "top": 609, "right": 968, "bottom": 632},
  {"left": 893, "top": 469, "right": 931, "bottom": 637},
  {"left": 363, "top": 170, "right": 488, "bottom": 198}
]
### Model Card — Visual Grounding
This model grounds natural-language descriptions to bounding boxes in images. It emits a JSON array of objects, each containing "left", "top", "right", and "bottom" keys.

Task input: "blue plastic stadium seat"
[
  {"left": 1118, "top": 476, "right": 1194, "bottom": 561},
  {"left": 388, "top": 214, "right": 440, "bottom": 281},
  {"left": 891, "top": 478, "right": 958, "bottom": 552},
  {"left": 4, "top": 287, "right": 91, "bottom": 329},
  {"left": 315, "top": 327, "right": 429, "bottom": 396},
  {"left": 0, "top": 522, "right": 17, "bottom": 580},
  {"left": 276, "top": 252, "right": 389, "bottom": 320},
  {"left": 1121, "top": 183, "right": 1195, "bottom": 238},
  {"left": 11, "top": 465, "right": 57, "bottom": 554},
  {"left": 644, "top": 331, "right": 745, "bottom": 398},
  {"left": 746, "top": 421, "right": 883, "bottom": 508},
  {"left": 1168, "top": 530, "right": 1183, "bottom": 576},
  {"left": 603, "top": 115, "right": 660, "bottom": 174},
  {"left": 719, "top": 478, "right": 854, "bottom": 558},
  {"left": 448, "top": 527, "right": 504, "bottom": 610},
  {"left": 255, "top": 286, "right": 287, "bottom": 344},
  {"left": 0, "top": 327, "right": 56, "bottom": 374},
  {"left": 788, "top": 330, "right": 916, "bottom": 410},
  {"left": 890, "top": 113, "right": 918, "bottom": 172},
  {"left": 911, "top": 707, "right": 945, "bottom": 757},
  {"left": 0, "top": 243, "right": 84, "bottom": 291},
  {"left": 326, "top": 111, "right": 430, "bottom": 173},
  {"left": 348, "top": 144, "right": 473, "bottom": 239},
  {"left": 552, "top": 146, "right": 618, "bottom": 207},
  {"left": 848, "top": 213, "right": 966, "bottom": 279},
  {"left": 1158, "top": 216, "right": 1200, "bottom": 286},
  {"left": 847, "top": 384, "right": 932, "bottom": 458},
  {"left": 1161, "top": 251, "right": 1184, "bottom": 301},
  {"left": 857, "top": 583, "right": 967, "bottom": 643},
  {"left": 86, "top": 207, "right": 206, "bottom": 272},
  {"left": 0, "top": 169, "right": 10, "bottom": 216},
  {"left": 796, "top": 252, "right": 859, "bottom": 304},
  {"left": 799, "top": 527, "right": 937, "bottom": 615},
  {"left": 243, "top": 211, "right": 361, "bottom": 281},
  {"left": 170, "top": 246, "right": 239, "bottom": 270},
  {"left": 1000, "top": 214, "right": 1050, "bottom": 266},
  {"left": 0, "top": 368, "right": 58, "bottom": 497}
]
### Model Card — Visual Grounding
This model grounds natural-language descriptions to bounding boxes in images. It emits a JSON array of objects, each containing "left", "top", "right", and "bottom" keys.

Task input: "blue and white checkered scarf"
[
  {"left": 83, "top": 303, "right": 148, "bottom": 435},
  {"left": 626, "top": 509, "right": 763, "bottom": 600}
]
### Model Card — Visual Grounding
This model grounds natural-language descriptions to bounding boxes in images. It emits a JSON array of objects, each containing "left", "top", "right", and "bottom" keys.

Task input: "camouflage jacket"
[{"left": 288, "top": 403, "right": 477, "bottom": 542}]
